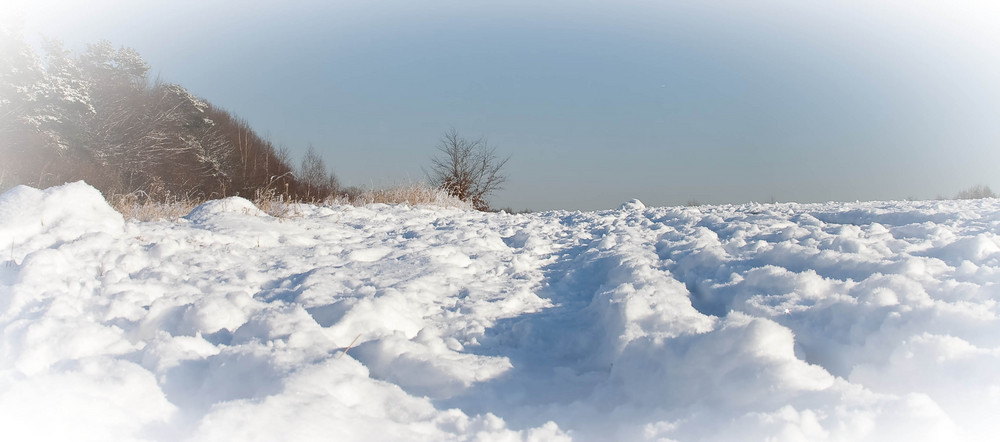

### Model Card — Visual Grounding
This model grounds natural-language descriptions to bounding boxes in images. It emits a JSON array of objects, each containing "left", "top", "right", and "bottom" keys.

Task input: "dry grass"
[
  {"left": 252, "top": 187, "right": 305, "bottom": 218},
  {"left": 110, "top": 182, "right": 471, "bottom": 221},
  {"left": 329, "top": 183, "right": 471, "bottom": 209},
  {"left": 110, "top": 191, "right": 201, "bottom": 222}
]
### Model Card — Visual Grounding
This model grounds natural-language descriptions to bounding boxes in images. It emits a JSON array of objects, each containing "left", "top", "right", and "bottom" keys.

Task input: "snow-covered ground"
[{"left": 2, "top": 182, "right": 1000, "bottom": 441}]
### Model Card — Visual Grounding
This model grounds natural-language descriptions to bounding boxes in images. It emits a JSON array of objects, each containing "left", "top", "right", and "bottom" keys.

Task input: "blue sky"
[{"left": 6, "top": 0, "right": 1000, "bottom": 210}]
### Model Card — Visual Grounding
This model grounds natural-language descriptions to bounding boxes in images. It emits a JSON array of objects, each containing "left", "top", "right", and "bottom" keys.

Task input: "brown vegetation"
[
  {"left": 111, "top": 181, "right": 469, "bottom": 222},
  {"left": 0, "top": 31, "right": 316, "bottom": 203}
]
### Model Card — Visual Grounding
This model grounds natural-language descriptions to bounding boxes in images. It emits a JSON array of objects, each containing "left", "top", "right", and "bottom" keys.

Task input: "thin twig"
[{"left": 338, "top": 334, "right": 361, "bottom": 359}]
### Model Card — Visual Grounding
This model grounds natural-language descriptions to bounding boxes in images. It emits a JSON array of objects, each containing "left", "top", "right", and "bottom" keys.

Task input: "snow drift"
[{"left": 1, "top": 182, "right": 999, "bottom": 441}]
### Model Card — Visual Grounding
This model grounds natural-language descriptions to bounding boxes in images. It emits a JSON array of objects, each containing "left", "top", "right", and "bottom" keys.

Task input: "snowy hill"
[{"left": 2, "top": 182, "right": 999, "bottom": 441}]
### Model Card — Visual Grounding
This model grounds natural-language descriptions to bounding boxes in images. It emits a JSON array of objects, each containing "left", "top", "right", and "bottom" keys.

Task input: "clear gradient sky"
[{"left": 5, "top": 0, "right": 1000, "bottom": 210}]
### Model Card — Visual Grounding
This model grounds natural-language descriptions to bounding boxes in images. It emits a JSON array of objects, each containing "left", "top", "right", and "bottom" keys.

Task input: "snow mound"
[
  {"left": 185, "top": 197, "right": 265, "bottom": 223},
  {"left": 0, "top": 181, "right": 124, "bottom": 264},
  {"left": 619, "top": 198, "right": 646, "bottom": 210}
]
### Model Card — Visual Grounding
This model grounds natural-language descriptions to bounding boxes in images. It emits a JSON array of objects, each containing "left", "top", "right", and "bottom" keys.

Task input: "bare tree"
[
  {"left": 428, "top": 129, "right": 509, "bottom": 211},
  {"left": 300, "top": 144, "right": 338, "bottom": 199}
]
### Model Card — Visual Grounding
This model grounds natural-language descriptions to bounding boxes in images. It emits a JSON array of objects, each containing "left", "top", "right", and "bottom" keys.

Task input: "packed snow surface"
[{"left": 3, "top": 182, "right": 1000, "bottom": 441}]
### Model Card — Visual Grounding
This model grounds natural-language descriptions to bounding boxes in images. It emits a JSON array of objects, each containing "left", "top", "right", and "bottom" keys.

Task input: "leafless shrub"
[{"left": 427, "top": 129, "right": 508, "bottom": 211}]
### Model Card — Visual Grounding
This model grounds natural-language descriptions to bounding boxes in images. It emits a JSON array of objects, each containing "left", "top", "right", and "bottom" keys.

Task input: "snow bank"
[
  {"left": 0, "top": 181, "right": 124, "bottom": 265},
  {"left": 1, "top": 184, "right": 999, "bottom": 441}
]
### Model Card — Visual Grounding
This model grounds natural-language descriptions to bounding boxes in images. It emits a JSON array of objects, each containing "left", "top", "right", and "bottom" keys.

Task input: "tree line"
[
  {"left": 1, "top": 28, "right": 509, "bottom": 210},
  {"left": 0, "top": 29, "right": 338, "bottom": 202}
]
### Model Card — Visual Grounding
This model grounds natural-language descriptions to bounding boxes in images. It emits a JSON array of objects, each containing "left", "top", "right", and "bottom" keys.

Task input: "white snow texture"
[{"left": 2, "top": 181, "right": 999, "bottom": 441}]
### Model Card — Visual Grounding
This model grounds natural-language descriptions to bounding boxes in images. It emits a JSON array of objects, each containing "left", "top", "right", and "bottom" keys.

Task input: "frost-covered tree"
[
  {"left": 65, "top": 42, "right": 236, "bottom": 196},
  {"left": 0, "top": 34, "right": 301, "bottom": 199},
  {"left": 0, "top": 26, "right": 47, "bottom": 184},
  {"left": 127, "top": 81, "right": 232, "bottom": 195},
  {"left": 36, "top": 40, "right": 95, "bottom": 149},
  {"left": 0, "top": 28, "right": 95, "bottom": 189},
  {"left": 0, "top": 26, "right": 45, "bottom": 130},
  {"left": 78, "top": 40, "right": 149, "bottom": 96},
  {"left": 428, "top": 129, "right": 508, "bottom": 211},
  {"left": 77, "top": 41, "right": 150, "bottom": 165}
]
